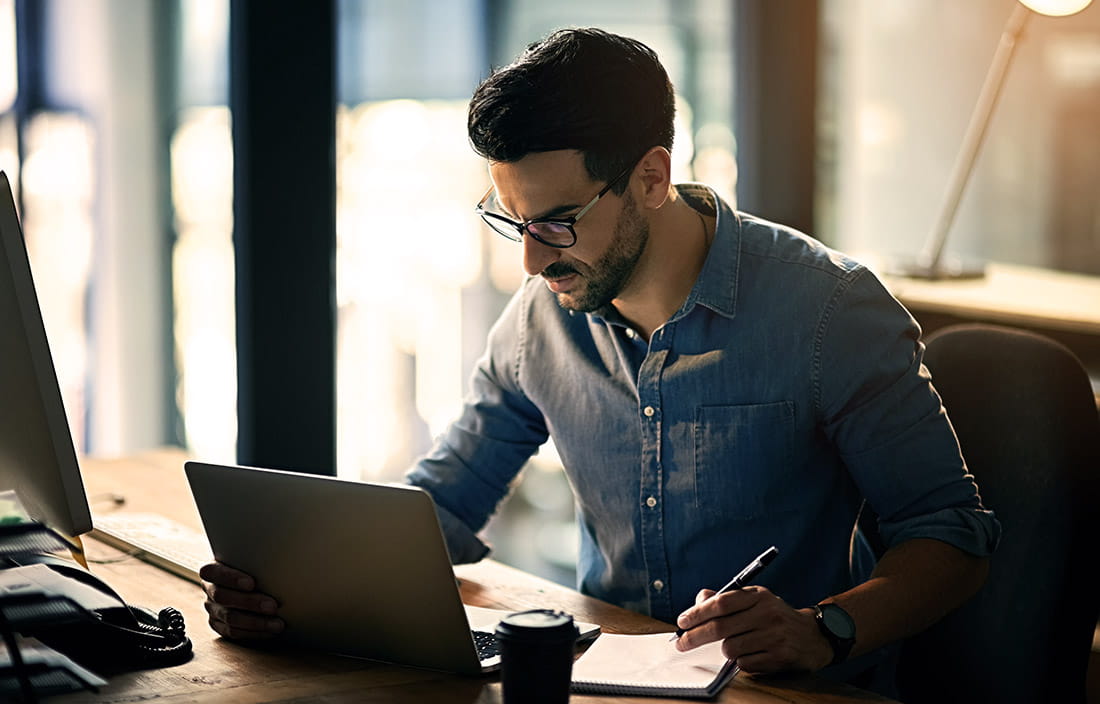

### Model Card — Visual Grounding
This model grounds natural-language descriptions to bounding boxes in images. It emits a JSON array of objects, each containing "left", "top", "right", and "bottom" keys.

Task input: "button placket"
[{"left": 636, "top": 336, "right": 673, "bottom": 620}]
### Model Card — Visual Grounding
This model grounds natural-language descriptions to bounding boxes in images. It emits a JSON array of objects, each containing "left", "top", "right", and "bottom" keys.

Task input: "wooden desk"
[{"left": 57, "top": 452, "right": 896, "bottom": 703}]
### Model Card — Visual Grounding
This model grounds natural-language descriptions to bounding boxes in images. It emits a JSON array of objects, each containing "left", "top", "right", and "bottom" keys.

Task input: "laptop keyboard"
[{"left": 472, "top": 630, "right": 500, "bottom": 661}]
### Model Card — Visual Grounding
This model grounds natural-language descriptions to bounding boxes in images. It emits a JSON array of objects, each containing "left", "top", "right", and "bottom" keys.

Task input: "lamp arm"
[{"left": 922, "top": 3, "right": 1032, "bottom": 271}]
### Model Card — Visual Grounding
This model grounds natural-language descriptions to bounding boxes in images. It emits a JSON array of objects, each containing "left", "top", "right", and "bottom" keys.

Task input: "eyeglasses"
[{"left": 474, "top": 163, "right": 633, "bottom": 249}]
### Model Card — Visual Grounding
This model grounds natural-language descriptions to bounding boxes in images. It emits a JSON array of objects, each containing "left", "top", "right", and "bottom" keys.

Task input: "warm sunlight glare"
[
  {"left": 336, "top": 100, "right": 486, "bottom": 480},
  {"left": 171, "top": 107, "right": 236, "bottom": 462}
]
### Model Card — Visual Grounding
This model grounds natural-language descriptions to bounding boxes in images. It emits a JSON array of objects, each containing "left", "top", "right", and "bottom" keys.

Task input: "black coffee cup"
[{"left": 495, "top": 609, "right": 579, "bottom": 703}]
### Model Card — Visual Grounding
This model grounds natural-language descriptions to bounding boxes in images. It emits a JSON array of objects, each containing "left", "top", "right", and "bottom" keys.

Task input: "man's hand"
[
  {"left": 200, "top": 562, "right": 285, "bottom": 639},
  {"left": 674, "top": 586, "right": 833, "bottom": 674}
]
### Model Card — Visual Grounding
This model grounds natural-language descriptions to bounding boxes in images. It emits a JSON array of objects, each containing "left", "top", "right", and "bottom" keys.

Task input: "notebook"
[
  {"left": 184, "top": 461, "right": 597, "bottom": 674},
  {"left": 571, "top": 632, "right": 739, "bottom": 698}
]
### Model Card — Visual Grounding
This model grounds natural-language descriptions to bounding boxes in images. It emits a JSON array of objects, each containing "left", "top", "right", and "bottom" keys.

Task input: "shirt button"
[
  {"left": 652, "top": 579, "right": 665, "bottom": 591},
  {"left": 645, "top": 496, "right": 657, "bottom": 508},
  {"left": 625, "top": 328, "right": 636, "bottom": 339},
  {"left": 643, "top": 406, "right": 655, "bottom": 417}
]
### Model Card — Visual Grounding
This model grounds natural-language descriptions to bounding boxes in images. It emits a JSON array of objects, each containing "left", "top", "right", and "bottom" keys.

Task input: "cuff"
[
  {"left": 879, "top": 506, "right": 1001, "bottom": 557},
  {"left": 433, "top": 501, "right": 492, "bottom": 564}
]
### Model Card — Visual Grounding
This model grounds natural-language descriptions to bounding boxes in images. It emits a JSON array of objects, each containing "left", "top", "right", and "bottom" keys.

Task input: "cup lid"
[{"left": 495, "top": 609, "right": 578, "bottom": 643}]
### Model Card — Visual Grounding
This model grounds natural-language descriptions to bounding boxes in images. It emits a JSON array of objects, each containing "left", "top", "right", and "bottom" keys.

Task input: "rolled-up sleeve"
[
  {"left": 405, "top": 284, "right": 549, "bottom": 563},
  {"left": 815, "top": 268, "right": 1001, "bottom": 557}
]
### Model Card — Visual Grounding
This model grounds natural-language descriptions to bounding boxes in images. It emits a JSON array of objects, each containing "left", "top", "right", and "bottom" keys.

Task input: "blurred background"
[{"left": 1, "top": 0, "right": 1098, "bottom": 586}]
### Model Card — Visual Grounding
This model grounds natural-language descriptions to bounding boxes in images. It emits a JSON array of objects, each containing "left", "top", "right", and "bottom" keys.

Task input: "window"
[
  {"left": 172, "top": 0, "right": 235, "bottom": 462},
  {"left": 20, "top": 113, "right": 96, "bottom": 449},
  {"left": 336, "top": 0, "right": 736, "bottom": 584},
  {"left": 819, "top": 0, "right": 1100, "bottom": 275},
  {"left": 171, "top": 106, "right": 235, "bottom": 461}
]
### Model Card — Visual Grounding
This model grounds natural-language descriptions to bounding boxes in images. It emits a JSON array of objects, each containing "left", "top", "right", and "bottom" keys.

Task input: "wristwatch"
[{"left": 813, "top": 603, "right": 856, "bottom": 666}]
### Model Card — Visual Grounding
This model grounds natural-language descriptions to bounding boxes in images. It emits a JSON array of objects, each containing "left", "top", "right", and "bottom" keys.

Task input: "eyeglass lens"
[
  {"left": 480, "top": 214, "right": 575, "bottom": 247},
  {"left": 525, "top": 221, "right": 574, "bottom": 246}
]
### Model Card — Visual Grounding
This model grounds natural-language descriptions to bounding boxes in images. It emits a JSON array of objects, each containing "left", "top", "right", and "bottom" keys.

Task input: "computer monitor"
[{"left": 0, "top": 170, "right": 92, "bottom": 537}]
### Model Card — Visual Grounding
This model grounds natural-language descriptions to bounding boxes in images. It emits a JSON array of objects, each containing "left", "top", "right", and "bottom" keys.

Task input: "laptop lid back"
[{"left": 185, "top": 461, "right": 483, "bottom": 674}]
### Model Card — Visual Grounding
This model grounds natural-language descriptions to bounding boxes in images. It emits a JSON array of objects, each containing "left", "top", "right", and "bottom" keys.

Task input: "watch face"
[{"left": 821, "top": 605, "right": 856, "bottom": 640}]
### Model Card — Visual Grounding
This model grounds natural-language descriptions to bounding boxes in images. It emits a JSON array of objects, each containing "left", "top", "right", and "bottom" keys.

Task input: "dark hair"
[{"left": 468, "top": 27, "right": 675, "bottom": 194}]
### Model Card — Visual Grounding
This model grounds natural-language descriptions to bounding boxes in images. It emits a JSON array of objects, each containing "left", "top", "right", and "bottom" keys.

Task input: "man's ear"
[{"left": 633, "top": 146, "right": 673, "bottom": 210}]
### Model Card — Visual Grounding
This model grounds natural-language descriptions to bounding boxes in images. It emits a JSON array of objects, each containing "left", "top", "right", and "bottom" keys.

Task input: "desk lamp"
[{"left": 896, "top": 0, "right": 1094, "bottom": 280}]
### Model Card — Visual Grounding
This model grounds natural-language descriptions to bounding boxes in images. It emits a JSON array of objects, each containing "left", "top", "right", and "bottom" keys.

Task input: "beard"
[{"left": 542, "top": 189, "right": 650, "bottom": 313}]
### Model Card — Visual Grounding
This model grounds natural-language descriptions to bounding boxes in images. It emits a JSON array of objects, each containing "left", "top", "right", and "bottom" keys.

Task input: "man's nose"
[{"left": 522, "top": 234, "right": 561, "bottom": 277}]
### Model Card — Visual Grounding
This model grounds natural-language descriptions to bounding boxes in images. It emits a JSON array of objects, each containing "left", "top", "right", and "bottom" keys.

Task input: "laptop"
[{"left": 184, "top": 461, "right": 599, "bottom": 674}]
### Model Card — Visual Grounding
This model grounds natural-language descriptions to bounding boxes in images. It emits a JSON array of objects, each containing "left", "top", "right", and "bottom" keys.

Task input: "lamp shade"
[{"left": 1019, "top": 0, "right": 1093, "bottom": 16}]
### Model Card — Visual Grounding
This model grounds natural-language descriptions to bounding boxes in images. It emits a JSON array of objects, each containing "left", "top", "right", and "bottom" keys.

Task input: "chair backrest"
[{"left": 892, "top": 324, "right": 1100, "bottom": 703}]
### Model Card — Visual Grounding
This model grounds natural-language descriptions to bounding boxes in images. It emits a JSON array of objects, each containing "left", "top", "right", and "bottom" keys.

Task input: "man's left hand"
[{"left": 674, "top": 586, "right": 834, "bottom": 673}]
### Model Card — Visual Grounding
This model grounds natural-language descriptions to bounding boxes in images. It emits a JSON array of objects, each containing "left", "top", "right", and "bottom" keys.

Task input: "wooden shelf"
[
  {"left": 882, "top": 262, "right": 1100, "bottom": 337},
  {"left": 877, "top": 262, "right": 1100, "bottom": 401}
]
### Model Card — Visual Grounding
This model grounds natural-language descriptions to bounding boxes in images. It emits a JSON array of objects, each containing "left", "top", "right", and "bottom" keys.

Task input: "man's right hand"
[{"left": 200, "top": 561, "right": 285, "bottom": 639}]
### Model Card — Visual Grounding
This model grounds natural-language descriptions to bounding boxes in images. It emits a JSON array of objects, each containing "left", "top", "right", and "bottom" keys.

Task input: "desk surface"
[
  {"left": 881, "top": 261, "right": 1100, "bottom": 337},
  {"left": 56, "top": 451, "right": 896, "bottom": 703}
]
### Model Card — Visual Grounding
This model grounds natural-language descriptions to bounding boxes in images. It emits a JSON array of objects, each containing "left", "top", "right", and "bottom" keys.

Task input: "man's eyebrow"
[
  {"left": 532, "top": 203, "right": 584, "bottom": 220},
  {"left": 495, "top": 194, "right": 583, "bottom": 221}
]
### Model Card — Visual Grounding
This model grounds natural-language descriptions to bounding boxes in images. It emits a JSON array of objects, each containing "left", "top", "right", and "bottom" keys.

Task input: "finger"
[
  {"left": 200, "top": 561, "right": 256, "bottom": 591},
  {"left": 675, "top": 604, "right": 761, "bottom": 652},
  {"left": 718, "top": 629, "right": 775, "bottom": 665},
  {"left": 694, "top": 588, "right": 716, "bottom": 605},
  {"left": 734, "top": 651, "right": 781, "bottom": 674},
  {"left": 717, "top": 604, "right": 822, "bottom": 673},
  {"left": 675, "top": 615, "right": 740, "bottom": 651},
  {"left": 679, "top": 594, "right": 718, "bottom": 630},
  {"left": 209, "top": 614, "right": 282, "bottom": 640},
  {"left": 676, "top": 587, "right": 784, "bottom": 653},
  {"left": 731, "top": 636, "right": 803, "bottom": 675},
  {"left": 204, "top": 600, "right": 285, "bottom": 638},
  {"left": 204, "top": 583, "right": 279, "bottom": 615},
  {"left": 678, "top": 587, "right": 762, "bottom": 632}
]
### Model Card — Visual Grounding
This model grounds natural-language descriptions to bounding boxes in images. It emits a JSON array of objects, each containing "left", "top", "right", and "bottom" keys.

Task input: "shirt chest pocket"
[{"left": 693, "top": 402, "right": 796, "bottom": 521}]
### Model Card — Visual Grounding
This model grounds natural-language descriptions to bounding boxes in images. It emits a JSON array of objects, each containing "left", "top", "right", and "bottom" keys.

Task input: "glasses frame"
[{"left": 474, "top": 163, "right": 634, "bottom": 249}]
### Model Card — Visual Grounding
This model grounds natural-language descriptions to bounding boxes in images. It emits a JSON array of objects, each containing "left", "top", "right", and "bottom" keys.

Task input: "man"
[{"left": 202, "top": 28, "right": 999, "bottom": 695}]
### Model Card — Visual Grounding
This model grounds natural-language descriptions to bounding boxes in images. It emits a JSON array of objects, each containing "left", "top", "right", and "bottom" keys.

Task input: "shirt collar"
[
  {"left": 588, "top": 183, "right": 741, "bottom": 326},
  {"left": 669, "top": 183, "right": 739, "bottom": 321}
]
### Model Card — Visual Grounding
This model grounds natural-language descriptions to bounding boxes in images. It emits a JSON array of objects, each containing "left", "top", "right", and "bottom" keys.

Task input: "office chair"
[{"left": 863, "top": 323, "right": 1100, "bottom": 703}]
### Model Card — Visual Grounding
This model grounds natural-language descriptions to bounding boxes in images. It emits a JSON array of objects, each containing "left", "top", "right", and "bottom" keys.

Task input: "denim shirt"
[{"left": 407, "top": 184, "right": 1000, "bottom": 628}]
